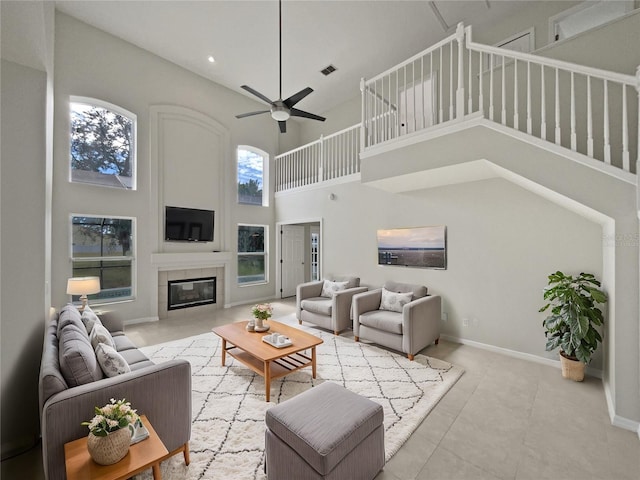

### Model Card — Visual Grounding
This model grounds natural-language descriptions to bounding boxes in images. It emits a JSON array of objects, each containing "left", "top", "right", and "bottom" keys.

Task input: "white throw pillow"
[
  {"left": 321, "top": 280, "right": 349, "bottom": 298},
  {"left": 380, "top": 288, "right": 413, "bottom": 313},
  {"left": 90, "top": 323, "right": 116, "bottom": 350},
  {"left": 81, "top": 306, "right": 102, "bottom": 335},
  {"left": 95, "top": 343, "right": 130, "bottom": 377}
]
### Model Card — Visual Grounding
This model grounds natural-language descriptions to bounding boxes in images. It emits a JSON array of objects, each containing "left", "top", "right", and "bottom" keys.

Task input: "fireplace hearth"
[{"left": 168, "top": 277, "right": 216, "bottom": 310}]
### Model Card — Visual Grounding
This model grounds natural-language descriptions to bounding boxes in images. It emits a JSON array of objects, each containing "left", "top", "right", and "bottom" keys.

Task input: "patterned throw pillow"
[
  {"left": 90, "top": 323, "right": 116, "bottom": 350},
  {"left": 81, "top": 306, "right": 102, "bottom": 335},
  {"left": 95, "top": 343, "right": 131, "bottom": 377},
  {"left": 379, "top": 288, "right": 413, "bottom": 313},
  {"left": 321, "top": 280, "right": 349, "bottom": 298}
]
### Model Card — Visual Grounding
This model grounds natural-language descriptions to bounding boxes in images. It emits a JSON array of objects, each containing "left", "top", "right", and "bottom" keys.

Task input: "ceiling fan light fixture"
[{"left": 271, "top": 105, "right": 290, "bottom": 121}]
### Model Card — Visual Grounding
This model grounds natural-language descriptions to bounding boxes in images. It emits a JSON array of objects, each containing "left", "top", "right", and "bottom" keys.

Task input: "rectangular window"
[
  {"left": 237, "top": 224, "right": 267, "bottom": 285},
  {"left": 71, "top": 216, "right": 134, "bottom": 302}
]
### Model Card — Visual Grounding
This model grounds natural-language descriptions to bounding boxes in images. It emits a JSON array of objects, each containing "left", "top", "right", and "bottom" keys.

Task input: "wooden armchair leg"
[
  {"left": 435, "top": 337, "right": 440, "bottom": 345},
  {"left": 183, "top": 442, "right": 190, "bottom": 465},
  {"left": 354, "top": 336, "right": 359, "bottom": 342},
  {"left": 298, "top": 319, "right": 302, "bottom": 325},
  {"left": 407, "top": 354, "right": 415, "bottom": 361}
]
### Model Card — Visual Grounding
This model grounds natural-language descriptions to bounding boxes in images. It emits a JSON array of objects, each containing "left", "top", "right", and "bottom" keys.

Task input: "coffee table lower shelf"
[{"left": 227, "top": 346, "right": 313, "bottom": 379}]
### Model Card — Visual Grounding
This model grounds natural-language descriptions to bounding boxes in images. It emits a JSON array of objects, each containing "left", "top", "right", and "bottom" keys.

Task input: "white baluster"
[
  {"left": 541, "top": 65, "right": 546, "bottom": 141},
  {"left": 396, "top": 70, "right": 400, "bottom": 138},
  {"left": 604, "top": 79, "right": 611, "bottom": 164},
  {"left": 360, "top": 78, "right": 366, "bottom": 151},
  {"left": 439, "top": 46, "right": 443, "bottom": 123},
  {"left": 430, "top": 52, "right": 434, "bottom": 125},
  {"left": 449, "top": 42, "right": 454, "bottom": 120},
  {"left": 489, "top": 53, "right": 494, "bottom": 121},
  {"left": 587, "top": 76, "right": 593, "bottom": 157},
  {"left": 570, "top": 72, "right": 576, "bottom": 151},
  {"left": 456, "top": 22, "right": 465, "bottom": 118},
  {"left": 622, "top": 84, "right": 629, "bottom": 172},
  {"left": 468, "top": 45, "right": 472, "bottom": 114},
  {"left": 388, "top": 74, "right": 392, "bottom": 140},
  {"left": 555, "top": 68, "right": 561, "bottom": 145},
  {"left": 501, "top": 55, "right": 506, "bottom": 125},
  {"left": 422, "top": 55, "right": 426, "bottom": 130},
  {"left": 478, "top": 51, "right": 483, "bottom": 117},
  {"left": 514, "top": 59, "right": 519, "bottom": 129},
  {"left": 527, "top": 62, "right": 532, "bottom": 134}
]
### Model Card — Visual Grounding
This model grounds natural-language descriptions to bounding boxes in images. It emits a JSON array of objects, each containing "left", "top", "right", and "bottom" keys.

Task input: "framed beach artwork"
[{"left": 377, "top": 225, "right": 447, "bottom": 269}]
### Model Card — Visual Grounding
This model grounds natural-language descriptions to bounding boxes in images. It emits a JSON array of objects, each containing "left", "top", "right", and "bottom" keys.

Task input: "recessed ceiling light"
[{"left": 207, "top": 56, "right": 215, "bottom": 63}]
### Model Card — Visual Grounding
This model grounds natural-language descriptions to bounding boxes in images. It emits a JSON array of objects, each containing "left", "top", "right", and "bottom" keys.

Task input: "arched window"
[
  {"left": 237, "top": 146, "right": 268, "bottom": 206},
  {"left": 69, "top": 97, "right": 137, "bottom": 190}
]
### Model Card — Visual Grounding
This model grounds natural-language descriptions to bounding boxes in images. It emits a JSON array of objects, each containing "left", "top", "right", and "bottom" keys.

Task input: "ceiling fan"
[{"left": 235, "top": 0, "right": 326, "bottom": 133}]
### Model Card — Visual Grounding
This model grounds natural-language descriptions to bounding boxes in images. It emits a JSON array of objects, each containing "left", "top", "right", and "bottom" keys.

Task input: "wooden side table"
[{"left": 64, "top": 415, "right": 168, "bottom": 480}]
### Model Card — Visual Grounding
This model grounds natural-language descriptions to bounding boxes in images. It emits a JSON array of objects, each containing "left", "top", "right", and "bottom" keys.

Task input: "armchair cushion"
[
  {"left": 359, "top": 310, "right": 403, "bottom": 334},
  {"left": 320, "top": 280, "right": 349, "bottom": 298},
  {"left": 383, "top": 281, "right": 427, "bottom": 299},
  {"left": 300, "top": 297, "right": 332, "bottom": 316},
  {"left": 380, "top": 288, "right": 413, "bottom": 313}
]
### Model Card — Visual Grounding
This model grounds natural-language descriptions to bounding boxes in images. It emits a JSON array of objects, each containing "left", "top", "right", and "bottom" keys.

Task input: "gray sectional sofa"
[{"left": 38, "top": 304, "right": 191, "bottom": 480}]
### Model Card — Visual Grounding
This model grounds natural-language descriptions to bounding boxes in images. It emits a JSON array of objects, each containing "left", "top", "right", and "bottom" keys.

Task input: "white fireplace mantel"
[{"left": 151, "top": 251, "right": 232, "bottom": 270}]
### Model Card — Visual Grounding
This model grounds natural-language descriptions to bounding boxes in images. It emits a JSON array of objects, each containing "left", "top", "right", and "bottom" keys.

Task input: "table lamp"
[{"left": 66, "top": 276, "right": 101, "bottom": 312}]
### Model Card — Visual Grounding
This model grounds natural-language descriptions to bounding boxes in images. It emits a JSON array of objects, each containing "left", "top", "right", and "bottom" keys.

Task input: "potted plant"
[
  {"left": 82, "top": 398, "right": 138, "bottom": 465},
  {"left": 539, "top": 271, "right": 607, "bottom": 381}
]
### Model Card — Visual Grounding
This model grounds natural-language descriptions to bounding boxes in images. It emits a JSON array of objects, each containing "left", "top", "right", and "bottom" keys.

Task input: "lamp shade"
[{"left": 66, "top": 277, "right": 101, "bottom": 295}]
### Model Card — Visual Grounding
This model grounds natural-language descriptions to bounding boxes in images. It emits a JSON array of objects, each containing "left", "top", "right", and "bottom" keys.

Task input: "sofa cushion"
[
  {"left": 58, "top": 323, "right": 104, "bottom": 387},
  {"left": 359, "top": 310, "right": 403, "bottom": 334},
  {"left": 119, "top": 348, "right": 151, "bottom": 367},
  {"left": 383, "top": 281, "right": 427, "bottom": 299},
  {"left": 95, "top": 343, "right": 131, "bottom": 377},
  {"left": 321, "top": 280, "right": 348, "bottom": 298},
  {"left": 301, "top": 297, "right": 333, "bottom": 316},
  {"left": 90, "top": 324, "right": 116, "bottom": 350},
  {"left": 57, "top": 305, "right": 87, "bottom": 338},
  {"left": 113, "top": 335, "right": 138, "bottom": 352},
  {"left": 380, "top": 288, "right": 413, "bottom": 313},
  {"left": 81, "top": 306, "right": 102, "bottom": 335}
]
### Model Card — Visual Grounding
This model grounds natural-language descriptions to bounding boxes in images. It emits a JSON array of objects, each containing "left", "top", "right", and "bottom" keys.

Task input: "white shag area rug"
[{"left": 135, "top": 324, "right": 463, "bottom": 480}]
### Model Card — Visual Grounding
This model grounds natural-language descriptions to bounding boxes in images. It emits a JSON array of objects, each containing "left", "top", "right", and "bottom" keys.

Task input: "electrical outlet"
[
  {"left": 441, "top": 312, "right": 448, "bottom": 322},
  {"left": 462, "top": 318, "right": 469, "bottom": 327}
]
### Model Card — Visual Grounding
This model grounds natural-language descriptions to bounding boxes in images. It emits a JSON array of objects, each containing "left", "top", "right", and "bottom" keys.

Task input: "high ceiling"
[{"left": 51, "top": 1, "right": 527, "bottom": 115}]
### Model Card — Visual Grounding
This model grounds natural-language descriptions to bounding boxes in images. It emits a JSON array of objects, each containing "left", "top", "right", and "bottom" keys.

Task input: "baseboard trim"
[
  {"left": 439, "top": 334, "right": 603, "bottom": 378},
  {"left": 124, "top": 316, "right": 159, "bottom": 326},
  {"left": 603, "top": 378, "right": 640, "bottom": 436},
  {"left": 225, "top": 295, "right": 277, "bottom": 309}
]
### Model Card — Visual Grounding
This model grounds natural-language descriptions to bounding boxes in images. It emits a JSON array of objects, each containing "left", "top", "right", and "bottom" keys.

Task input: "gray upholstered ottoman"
[{"left": 265, "top": 381, "right": 385, "bottom": 480}]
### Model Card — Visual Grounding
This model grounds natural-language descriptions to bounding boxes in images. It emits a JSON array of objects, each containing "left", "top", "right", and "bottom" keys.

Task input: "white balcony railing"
[
  {"left": 275, "top": 124, "right": 360, "bottom": 192},
  {"left": 276, "top": 23, "right": 639, "bottom": 194}
]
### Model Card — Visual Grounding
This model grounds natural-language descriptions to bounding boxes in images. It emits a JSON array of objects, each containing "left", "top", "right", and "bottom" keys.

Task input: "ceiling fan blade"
[
  {"left": 290, "top": 108, "right": 326, "bottom": 122},
  {"left": 235, "top": 110, "right": 270, "bottom": 119},
  {"left": 283, "top": 87, "right": 313, "bottom": 108},
  {"left": 240, "top": 85, "right": 274, "bottom": 106},
  {"left": 278, "top": 121, "right": 287, "bottom": 133}
]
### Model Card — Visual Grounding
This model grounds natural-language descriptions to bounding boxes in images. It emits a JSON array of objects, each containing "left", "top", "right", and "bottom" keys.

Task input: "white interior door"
[{"left": 281, "top": 225, "right": 305, "bottom": 298}]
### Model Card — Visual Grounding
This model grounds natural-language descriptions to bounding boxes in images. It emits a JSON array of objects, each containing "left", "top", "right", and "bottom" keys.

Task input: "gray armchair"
[
  {"left": 296, "top": 276, "right": 367, "bottom": 335},
  {"left": 353, "top": 281, "right": 441, "bottom": 360}
]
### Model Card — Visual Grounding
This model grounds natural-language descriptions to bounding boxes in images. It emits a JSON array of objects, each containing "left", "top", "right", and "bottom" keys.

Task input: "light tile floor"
[{"left": 4, "top": 297, "right": 639, "bottom": 479}]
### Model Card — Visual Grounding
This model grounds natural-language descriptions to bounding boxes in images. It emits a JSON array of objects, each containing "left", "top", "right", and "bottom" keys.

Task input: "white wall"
[
  {"left": 276, "top": 177, "right": 603, "bottom": 366},
  {"left": 52, "top": 12, "right": 282, "bottom": 319},
  {"left": 0, "top": 60, "right": 47, "bottom": 457}
]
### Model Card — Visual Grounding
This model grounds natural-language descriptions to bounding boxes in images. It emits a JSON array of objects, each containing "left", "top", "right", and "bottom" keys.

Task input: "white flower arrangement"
[
  {"left": 82, "top": 398, "right": 139, "bottom": 437},
  {"left": 251, "top": 303, "right": 273, "bottom": 321}
]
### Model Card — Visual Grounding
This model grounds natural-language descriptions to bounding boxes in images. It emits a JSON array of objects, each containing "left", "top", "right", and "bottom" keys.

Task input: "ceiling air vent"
[{"left": 320, "top": 64, "right": 337, "bottom": 76}]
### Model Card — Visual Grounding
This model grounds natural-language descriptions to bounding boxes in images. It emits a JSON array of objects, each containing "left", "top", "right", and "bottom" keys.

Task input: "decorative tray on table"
[{"left": 261, "top": 334, "right": 293, "bottom": 348}]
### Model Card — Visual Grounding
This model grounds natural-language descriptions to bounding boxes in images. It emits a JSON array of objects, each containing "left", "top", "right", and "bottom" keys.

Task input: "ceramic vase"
[
  {"left": 254, "top": 317, "right": 270, "bottom": 332},
  {"left": 87, "top": 428, "right": 130, "bottom": 465}
]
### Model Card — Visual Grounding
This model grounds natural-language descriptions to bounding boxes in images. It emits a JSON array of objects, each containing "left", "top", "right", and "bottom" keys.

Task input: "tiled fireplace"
[{"left": 158, "top": 268, "right": 224, "bottom": 319}]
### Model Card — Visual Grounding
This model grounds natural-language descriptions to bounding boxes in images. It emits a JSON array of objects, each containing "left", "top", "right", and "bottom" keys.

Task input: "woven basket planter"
[
  {"left": 560, "top": 351, "right": 585, "bottom": 382},
  {"left": 87, "top": 428, "right": 130, "bottom": 465}
]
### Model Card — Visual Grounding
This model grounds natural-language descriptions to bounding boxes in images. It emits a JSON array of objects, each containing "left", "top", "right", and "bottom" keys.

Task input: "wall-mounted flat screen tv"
[
  {"left": 165, "top": 206, "right": 214, "bottom": 242},
  {"left": 377, "top": 225, "right": 446, "bottom": 269}
]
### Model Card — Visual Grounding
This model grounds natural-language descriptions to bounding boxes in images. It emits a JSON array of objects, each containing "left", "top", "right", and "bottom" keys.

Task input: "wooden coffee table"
[{"left": 212, "top": 320, "right": 323, "bottom": 401}]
